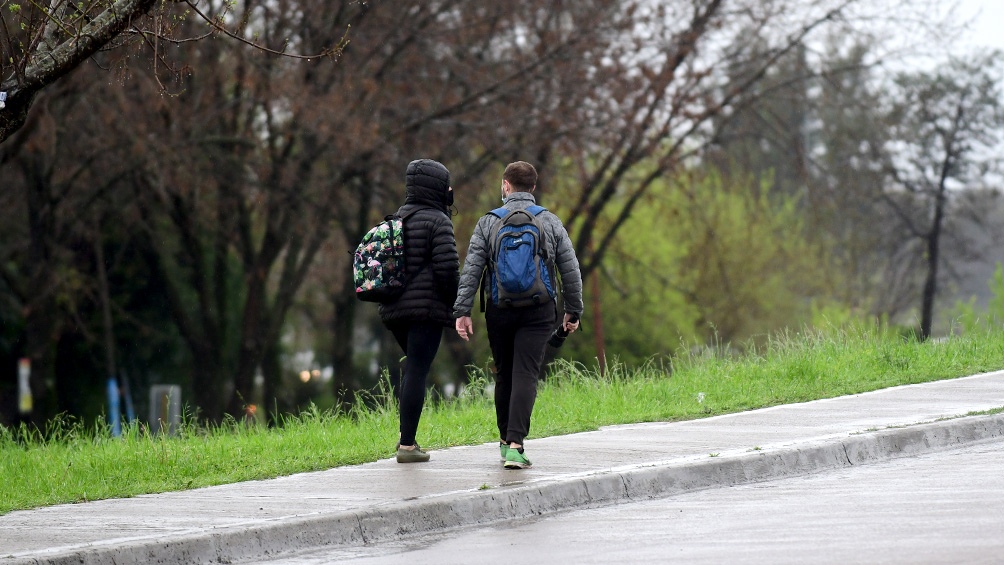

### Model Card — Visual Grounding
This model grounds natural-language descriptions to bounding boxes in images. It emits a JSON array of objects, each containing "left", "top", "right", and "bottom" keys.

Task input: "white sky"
[{"left": 954, "top": 0, "right": 1004, "bottom": 52}]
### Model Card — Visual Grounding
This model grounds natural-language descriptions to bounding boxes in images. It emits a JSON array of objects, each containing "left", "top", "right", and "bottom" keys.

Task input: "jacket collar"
[{"left": 504, "top": 191, "right": 536, "bottom": 205}]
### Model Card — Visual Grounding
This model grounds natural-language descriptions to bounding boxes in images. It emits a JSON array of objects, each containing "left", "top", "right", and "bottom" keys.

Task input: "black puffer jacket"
[{"left": 379, "top": 159, "right": 459, "bottom": 326}]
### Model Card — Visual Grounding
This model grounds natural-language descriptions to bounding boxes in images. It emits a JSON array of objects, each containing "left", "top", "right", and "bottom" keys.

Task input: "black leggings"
[{"left": 387, "top": 321, "right": 443, "bottom": 446}]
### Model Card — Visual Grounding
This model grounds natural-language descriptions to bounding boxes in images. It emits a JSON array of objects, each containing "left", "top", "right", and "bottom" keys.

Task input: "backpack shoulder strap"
[
  {"left": 485, "top": 207, "right": 511, "bottom": 244},
  {"left": 391, "top": 207, "right": 427, "bottom": 286},
  {"left": 480, "top": 207, "right": 509, "bottom": 313},
  {"left": 523, "top": 205, "right": 550, "bottom": 260},
  {"left": 528, "top": 207, "right": 557, "bottom": 294}
]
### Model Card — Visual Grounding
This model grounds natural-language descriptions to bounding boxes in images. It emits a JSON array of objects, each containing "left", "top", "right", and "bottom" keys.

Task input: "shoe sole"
[
  {"left": 503, "top": 460, "right": 531, "bottom": 469},
  {"left": 396, "top": 451, "right": 430, "bottom": 463}
]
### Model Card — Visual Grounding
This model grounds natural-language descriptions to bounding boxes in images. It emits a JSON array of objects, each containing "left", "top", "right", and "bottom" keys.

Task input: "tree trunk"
[
  {"left": 0, "top": 93, "right": 37, "bottom": 147},
  {"left": 19, "top": 148, "right": 60, "bottom": 427},
  {"left": 228, "top": 279, "right": 269, "bottom": 418},
  {"left": 330, "top": 280, "right": 359, "bottom": 402},
  {"left": 22, "top": 310, "right": 59, "bottom": 428},
  {"left": 920, "top": 191, "right": 946, "bottom": 341},
  {"left": 591, "top": 265, "right": 606, "bottom": 376},
  {"left": 0, "top": 0, "right": 159, "bottom": 143},
  {"left": 261, "top": 338, "right": 282, "bottom": 425},
  {"left": 190, "top": 347, "right": 229, "bottom": 422}
]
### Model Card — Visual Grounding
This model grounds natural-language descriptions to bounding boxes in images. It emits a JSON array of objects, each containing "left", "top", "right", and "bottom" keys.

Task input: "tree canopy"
[{"left": 1, "top": 0, "right": 1001, "bottom": 427}]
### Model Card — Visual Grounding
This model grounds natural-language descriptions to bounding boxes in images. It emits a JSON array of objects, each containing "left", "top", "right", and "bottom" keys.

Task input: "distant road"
[{"left": 260, "top": 439, "right": 1004, "bottom": 564}]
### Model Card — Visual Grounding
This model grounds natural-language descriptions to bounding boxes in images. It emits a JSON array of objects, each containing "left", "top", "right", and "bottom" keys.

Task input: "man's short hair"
[{"left": 503, "top": 161, "right": 537, "bottom": 192}]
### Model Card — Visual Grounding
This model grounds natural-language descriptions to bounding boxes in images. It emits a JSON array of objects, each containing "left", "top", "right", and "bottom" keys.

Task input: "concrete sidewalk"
[{"left": 3, "top": 370, "right": 1004, "bottom": 565}]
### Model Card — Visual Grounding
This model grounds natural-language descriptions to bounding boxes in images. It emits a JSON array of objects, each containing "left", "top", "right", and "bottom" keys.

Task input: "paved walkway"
[{"left": 3, "top": 370, "right": 1004, "bottom": 565}]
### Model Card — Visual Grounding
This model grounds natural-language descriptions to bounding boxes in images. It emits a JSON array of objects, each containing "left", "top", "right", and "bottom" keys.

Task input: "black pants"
[
  {"left": 387, "top": 321, "right": 443, "bottom": 447},
  {"left": 485, "top": 301, "right": 557, "bottom": 445}
]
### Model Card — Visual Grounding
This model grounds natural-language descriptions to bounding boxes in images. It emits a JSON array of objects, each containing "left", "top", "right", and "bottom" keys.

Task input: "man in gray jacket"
[{"left": 454, "top": 161, "right": 583, "bottom": 469}]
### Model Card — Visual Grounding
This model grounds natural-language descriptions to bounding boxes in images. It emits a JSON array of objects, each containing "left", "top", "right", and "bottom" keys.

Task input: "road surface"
[{"left": 258, "top": 439, "right": 1004, "bottom": 564}]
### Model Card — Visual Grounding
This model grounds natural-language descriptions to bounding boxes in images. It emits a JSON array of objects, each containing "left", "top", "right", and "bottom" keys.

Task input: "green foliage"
[
  {"left": 559, "top": 171, "right": 699, "bottom": 365},
  {"left": 810, "top": 302, "right": 864, "bottom": 329},
  {"left": 670, "top": 168, "right": 834, "bottom": 345},
  {"left": 555, "top": 164, "right": 837, "bottom": 365},
  {"left": 951, "top": 262, "right": 1004, "bottom": 334},
  {"left": 991, "top": 264, "right": 1004, "bottom": 321}
]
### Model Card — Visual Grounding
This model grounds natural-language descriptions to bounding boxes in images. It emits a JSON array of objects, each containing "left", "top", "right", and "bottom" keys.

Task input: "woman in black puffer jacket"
[{"left": 381, "top": 159, "right": 459, "bottom": 463}]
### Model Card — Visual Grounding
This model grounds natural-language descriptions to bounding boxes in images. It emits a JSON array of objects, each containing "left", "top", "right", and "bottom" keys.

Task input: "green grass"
[{"left": 2, "top": 323, "right": 1003, "bottom": 514}]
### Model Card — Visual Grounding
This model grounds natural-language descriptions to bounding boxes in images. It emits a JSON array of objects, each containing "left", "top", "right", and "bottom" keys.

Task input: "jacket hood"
[{"left": 405, "top": 159, "right": 451, "bottom": 211}]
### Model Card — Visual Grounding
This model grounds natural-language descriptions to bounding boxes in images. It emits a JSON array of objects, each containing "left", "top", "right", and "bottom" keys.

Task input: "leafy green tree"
[
  {"left": 3, "top": 0, "right": 985, "bottom": 426},
  {"left": 0, "top": 74, "right": 127, "bottom": 426},
  {"left": 809, "top": 41, "right": 909, "bottom": 318},
  {"left": 710, "top": 40, "right": 812, "bottom": 199},
  {"left": 0, "top": 67, "right": 191, "bottom": 426},
  {"left": 559, "top": 0, "right": 905, "bottom": 288},
  {"left": 557, "top": 165, "right": 835, "bottom": 366},
  {"left": 880, "top": 51, "right": 1004, "bottom": 339}
]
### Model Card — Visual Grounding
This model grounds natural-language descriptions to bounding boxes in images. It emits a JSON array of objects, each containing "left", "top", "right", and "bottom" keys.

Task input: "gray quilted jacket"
[{"left": 454, "top": 191, "right": 583, "bottom": 317}]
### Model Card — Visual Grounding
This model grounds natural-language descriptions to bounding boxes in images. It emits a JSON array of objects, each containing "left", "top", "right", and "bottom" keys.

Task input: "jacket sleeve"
[
  {"left": 431, "top": 215, "right": 460, "bottom": 307},
  {"left": 453, "top": 216, "right": 492, "bottom": 317},
  {"left": 551, "top": 217, "right": 584, "bottom": 316}
]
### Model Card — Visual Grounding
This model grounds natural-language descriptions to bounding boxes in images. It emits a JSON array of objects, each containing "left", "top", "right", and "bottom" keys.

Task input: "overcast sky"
[{"left": 955, "top": 0, "right": 1004, "bottom": 52}]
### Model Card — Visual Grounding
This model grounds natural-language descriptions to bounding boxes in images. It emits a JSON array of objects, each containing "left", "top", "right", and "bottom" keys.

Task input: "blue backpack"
[{"left": 482, "top": 205, "right": 556, "bottom": 309}]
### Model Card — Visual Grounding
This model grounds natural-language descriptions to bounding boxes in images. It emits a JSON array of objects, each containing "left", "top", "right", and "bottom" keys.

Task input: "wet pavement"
[{"left": 2, "top": 370, "right": 1003, "bottom": 564}]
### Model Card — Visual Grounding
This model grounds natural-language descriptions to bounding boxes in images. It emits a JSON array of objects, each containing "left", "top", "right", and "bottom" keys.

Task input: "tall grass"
[{"left": 2, "top": 323, "right": 1002, "bottom": 514}]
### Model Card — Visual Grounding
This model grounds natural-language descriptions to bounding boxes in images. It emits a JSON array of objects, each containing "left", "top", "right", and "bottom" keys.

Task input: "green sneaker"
[
  {"left": 504, "top": 447, "right": 532, "bottom": 469},
  {"left": 500, "top": 442, "right": 509, "bottom": 463},
  {"left": 396, "top": 443, "right": 430, "bottom": 463}
]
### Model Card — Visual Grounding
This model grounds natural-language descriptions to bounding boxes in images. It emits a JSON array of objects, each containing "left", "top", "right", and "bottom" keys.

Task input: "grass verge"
[{"left": 2, "top": 323, "right": 1003, "bottom": 514}]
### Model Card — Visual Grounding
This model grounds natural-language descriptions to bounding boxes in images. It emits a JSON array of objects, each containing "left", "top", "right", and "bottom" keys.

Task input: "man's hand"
[
  {"left": 563, "top": 313, "right": 580, "bottom": 333},
  {"left": 456, "top": 316, "right": 474, "bottom": 341}
]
